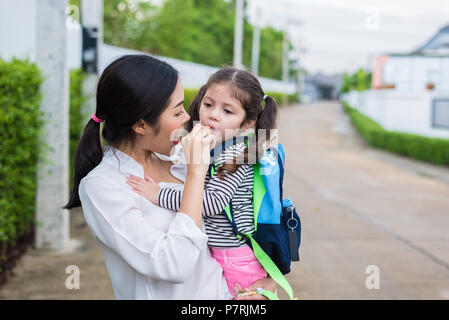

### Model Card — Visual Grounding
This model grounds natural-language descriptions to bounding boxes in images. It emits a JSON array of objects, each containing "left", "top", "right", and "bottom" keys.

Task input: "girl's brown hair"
[{"left": 187, "top": 67, "right": 278, "bottom": 179}]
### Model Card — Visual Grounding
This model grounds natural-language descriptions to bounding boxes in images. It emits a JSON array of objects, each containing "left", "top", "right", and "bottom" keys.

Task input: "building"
[
  {"left": 301, "top": 73, "right": 342, "bottom": 103},
  {"left": 343, "top": 24, "right": 449, "bottom": 139},
  {"left": 372, "top": 24, "right": 449, "bottom": 93}
]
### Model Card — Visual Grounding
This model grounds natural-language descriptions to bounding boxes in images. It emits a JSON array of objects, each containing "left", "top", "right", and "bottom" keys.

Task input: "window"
[{"left": 432, "top": 98, "right": 449, "bottom": 129}]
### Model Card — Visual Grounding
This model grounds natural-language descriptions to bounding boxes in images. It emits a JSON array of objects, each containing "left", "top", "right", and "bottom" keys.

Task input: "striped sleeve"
[
  {"left": 202, "top": 163, "right": 249, "bottom": 216},
  {"left": 157, "top": 187, "right": 182, "bottom": 211},
  {"left": 157, "top": 164, "right": 249, "bottom": 217}
]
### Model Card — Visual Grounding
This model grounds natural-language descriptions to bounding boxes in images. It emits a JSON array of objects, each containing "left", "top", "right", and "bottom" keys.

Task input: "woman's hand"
[
  {"left": 181, "top": 123, "right": 215, "bottom": 176},
  {"left": 178, "top": 124, "right": 215, "bottom": 228},
  {"left": 233, "top": 277, "right": 278, "bottom": 300},
  {"left": 126, "top": 175, "right": 160, "bottom": 204}
]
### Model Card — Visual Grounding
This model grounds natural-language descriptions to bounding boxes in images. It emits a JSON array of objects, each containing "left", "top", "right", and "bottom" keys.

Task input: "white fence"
[
  {"left": 342, "top": 90, "right": 449, "bottom": 139},
  {"left": 100, "top": 44, "right": 296, "bottom": 93}
]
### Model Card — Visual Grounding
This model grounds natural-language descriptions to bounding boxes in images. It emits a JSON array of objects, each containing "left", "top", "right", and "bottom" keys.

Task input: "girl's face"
[{"left": 199, "top": 83, "right": 253, "bottom": 143}]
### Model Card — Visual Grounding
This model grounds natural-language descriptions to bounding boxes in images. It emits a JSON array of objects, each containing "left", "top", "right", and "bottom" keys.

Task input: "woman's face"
[
  {"left": 145, "top": 79, "right": 190, "bottom": 155},
  {"left": 198, "top": 83, "right": 248, "bottom": 143}
]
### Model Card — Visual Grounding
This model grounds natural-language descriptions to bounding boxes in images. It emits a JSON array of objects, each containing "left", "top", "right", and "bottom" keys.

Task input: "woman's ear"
[{"left": 132, "top": 119, "right": 152, "bottom": 136}]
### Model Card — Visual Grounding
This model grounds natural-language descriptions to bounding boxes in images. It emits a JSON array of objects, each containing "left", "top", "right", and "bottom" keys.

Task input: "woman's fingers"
[
  {"left": 234, "top": 283, "right": 244, "bottom": 295},
  {"left": 235, "top": 293, "right": 267, "bottom": 300},
  {"left": 233, "top": 282, "right": 267, "bottom": 300},
  {"left": 181, "top": 124, "right": 214, "bottom": 167}
]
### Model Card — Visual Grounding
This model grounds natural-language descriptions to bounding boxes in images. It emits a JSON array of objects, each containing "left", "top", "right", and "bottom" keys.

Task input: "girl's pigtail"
[{"left": 255, "top": 95, "right": 278, "bottom": 158}]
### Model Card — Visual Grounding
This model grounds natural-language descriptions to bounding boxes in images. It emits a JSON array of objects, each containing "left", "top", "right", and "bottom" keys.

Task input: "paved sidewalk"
[
  {"left": 0, "top": 207, "right": 114, "bottom": 299},
  {"left": 278, "top": 101, "right": 449, "bottom": 299}
]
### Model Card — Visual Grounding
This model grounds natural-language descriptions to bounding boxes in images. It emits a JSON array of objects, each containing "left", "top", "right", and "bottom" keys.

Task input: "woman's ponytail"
[{"left": 63, "top": 118, "right": 103, "bottom": 209}]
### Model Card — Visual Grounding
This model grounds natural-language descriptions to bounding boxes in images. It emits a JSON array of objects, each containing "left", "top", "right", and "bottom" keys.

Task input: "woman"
[{"left": 63, "top": 54, "right": 276, "bottom": 299}]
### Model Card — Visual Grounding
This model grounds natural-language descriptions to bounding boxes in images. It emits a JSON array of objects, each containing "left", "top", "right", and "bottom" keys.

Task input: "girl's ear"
[{"left": 241, "top": 119, "right": 256, "bottom": 131}]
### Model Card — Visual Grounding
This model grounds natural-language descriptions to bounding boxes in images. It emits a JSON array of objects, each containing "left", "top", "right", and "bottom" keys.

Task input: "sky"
[{"left": 247, "top": 0, "right": 449, "bottom": 75}]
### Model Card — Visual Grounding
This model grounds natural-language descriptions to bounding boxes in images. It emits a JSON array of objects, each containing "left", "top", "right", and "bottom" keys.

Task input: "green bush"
[
  {"left": 343, "top": 102, "right": 449, "bottom": 166},
  {"left": 183, "top": 88, "right": 198, "bottom": 111},
  {"left": 69, "top": 69, "right": 88, "bottom": 187},
  {"left": 0, "top": 58, "right": 43, "bottom": 248},
  {"left": 341, "top": 69, "right": 372, "bottom": 93},
  {"left": 287, "top": 92, "right": 299, "bottom": 103},
  {"left": 266, "top": 91, "right": 299, "bottom": 105}
]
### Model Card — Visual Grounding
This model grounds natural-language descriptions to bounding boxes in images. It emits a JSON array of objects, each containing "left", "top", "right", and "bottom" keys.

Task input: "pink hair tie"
[{"left": 92, "top": 113, "right": 103, "bottom": 123}]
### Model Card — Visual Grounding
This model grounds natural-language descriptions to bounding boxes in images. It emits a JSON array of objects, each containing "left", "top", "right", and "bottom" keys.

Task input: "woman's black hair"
[{"left": 63, "top": 54, "right": 179, "bottom": 209}]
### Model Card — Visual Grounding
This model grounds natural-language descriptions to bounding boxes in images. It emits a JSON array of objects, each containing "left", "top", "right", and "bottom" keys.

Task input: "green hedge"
[
  {"left": 184, "top": 88, "right": 198, "bottom": 111},
  {"left": 266, "top": 91, "right": 299, "bottom": 105},
  {"left": 69, "top": 69, "right": 88, "bottom": 187},
  {"left": 0, "top": 58, "right": 43, "bottom": 248},
  {"left": 343, "top": 101, "right": 449, "bottom": 166}
]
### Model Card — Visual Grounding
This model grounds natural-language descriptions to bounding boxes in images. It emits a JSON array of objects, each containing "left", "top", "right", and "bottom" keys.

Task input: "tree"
[{"left": 101, "top": 0, "right": 287, "bottom": 80}]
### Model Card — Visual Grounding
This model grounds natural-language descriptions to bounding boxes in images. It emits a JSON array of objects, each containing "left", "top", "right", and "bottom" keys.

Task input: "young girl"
[{"left": 126, "top": 67, "right": 278, "bottom": 298}]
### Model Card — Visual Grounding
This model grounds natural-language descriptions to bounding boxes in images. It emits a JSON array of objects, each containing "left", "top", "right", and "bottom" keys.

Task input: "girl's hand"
[
  {"left": 233, "top": 277, "right": 277, "bottom": 300},
  {"left": 126, "top": 175, "right": 160, "bottom": 204},
  {"left": 181, "top": 123, "right": 215, "bottom": 175}
]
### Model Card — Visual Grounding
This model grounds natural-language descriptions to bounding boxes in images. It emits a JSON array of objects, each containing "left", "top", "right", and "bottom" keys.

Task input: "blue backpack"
[{"left": 209, "top": 141, "right": 301, "bottom": 300}]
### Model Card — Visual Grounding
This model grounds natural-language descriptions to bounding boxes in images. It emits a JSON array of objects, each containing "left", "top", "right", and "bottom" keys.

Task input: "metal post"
[
  {"left": 251, "top": 7, "right": 261, "bottom": 76},
  {"left": 233, "top": 0, "right": 244, "bottom": 69},
  {"left": 35, "top": 0, "right": 70, "bottom": 249},
  {"left": 81, "top": 0, "right": 103, "bottom": 123},
  {"left": 282, "top": 31, "right": 289, "bottom": 84}
]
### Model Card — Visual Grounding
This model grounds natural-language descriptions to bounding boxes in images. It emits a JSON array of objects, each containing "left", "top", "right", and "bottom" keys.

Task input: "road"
[{"left": 279, "top": 101, "right": 449, "bottom": 299}]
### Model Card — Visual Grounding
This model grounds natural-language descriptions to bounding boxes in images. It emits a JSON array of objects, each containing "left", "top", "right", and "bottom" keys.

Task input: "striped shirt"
[{"left": 158, "top": 142, "right": 254, "bottom": 248}]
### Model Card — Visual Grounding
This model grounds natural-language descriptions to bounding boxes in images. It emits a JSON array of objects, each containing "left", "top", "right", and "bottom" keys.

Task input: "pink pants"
[{"left": 210, "top": 245, "right": 267, "bottom": 297}]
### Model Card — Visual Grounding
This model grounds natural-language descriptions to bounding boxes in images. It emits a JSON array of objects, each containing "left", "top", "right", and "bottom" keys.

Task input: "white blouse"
[{"left": 78, "top": 145, "right": 231, "bottom": 300}]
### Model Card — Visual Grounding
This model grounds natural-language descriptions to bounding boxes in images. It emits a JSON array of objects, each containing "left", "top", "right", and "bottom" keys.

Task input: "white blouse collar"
[
  {"left": 103, "top": 145, "right": 143, "bottom": 177},
  {"left": 102, "top": 144, "right": 187, "bottom": 182}
]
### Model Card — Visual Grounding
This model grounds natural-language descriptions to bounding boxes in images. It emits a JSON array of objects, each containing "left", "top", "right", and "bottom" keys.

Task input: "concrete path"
[
  {"left": 0, "top": 207, "right": 114, "bottom": 299},
  {"left": 1, "top": 100, "right": 448, "bottom": 299},
  {"left": 278, "top": 101, "right": 449, "bottom": 299}
]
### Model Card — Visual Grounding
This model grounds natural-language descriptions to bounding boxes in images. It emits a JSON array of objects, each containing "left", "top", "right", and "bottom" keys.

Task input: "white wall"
[
  {"left": 342, "top": 90, "right": 449, "bottom": 139},
  {"left": 383, "top": 56, "right": 449, "bottom": 93},
  {"left": 100, "top": 44, "right": 296, "bottom": 93},
  {"left": 0, "top": 0, "right": 81, "bottom": 70},
  {"left": 0, "top": 0, "right": 37, "bottom": 61}
]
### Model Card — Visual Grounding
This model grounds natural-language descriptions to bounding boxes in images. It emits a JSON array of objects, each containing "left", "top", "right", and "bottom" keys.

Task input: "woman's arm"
[
  {"left": 178, "top": 123, "right": 214, "bottom": 228},
  {"left": 79, "top": 175, "right": 208, "bottom": 283}
]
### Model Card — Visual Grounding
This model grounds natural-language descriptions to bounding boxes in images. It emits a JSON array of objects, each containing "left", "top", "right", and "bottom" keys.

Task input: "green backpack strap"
[{"left": 244, "top": 233, "right": 294, "bottom": 300}]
